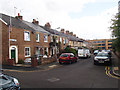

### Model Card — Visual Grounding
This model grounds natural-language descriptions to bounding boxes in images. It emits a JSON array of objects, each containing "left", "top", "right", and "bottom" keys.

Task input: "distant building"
[{"left": 88, "top": 39, "right": 112, "bottom": 50}]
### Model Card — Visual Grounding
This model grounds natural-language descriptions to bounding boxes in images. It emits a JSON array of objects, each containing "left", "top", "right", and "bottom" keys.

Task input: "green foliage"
[
  {"left": 18, "top": 59, "right": 24, "bottom": 64},
  {"left": 110, "top": 14, "right": 120, "bottom": 52},
  {"left": 63, "top": 46, "right": 77, "bottom": 55}
]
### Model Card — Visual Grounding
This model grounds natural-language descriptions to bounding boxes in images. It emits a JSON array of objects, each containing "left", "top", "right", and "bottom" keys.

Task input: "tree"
[
  {"left": 63, "top": 46, "right": 77, "bottom": 56},
  {"left": 110, "top": 13, "right": 120, "bottom": 53}
]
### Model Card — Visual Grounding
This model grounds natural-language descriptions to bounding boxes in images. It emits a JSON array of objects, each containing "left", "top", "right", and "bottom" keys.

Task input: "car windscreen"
[
  {"left": 60, "top": 54, "right": 69, "bottom": 57},
  {"left": 0, "top": 76, "right": 10, "bottom": 85},
  {"left": 97, "top": 53, "right": 108, "bottom": 57}
]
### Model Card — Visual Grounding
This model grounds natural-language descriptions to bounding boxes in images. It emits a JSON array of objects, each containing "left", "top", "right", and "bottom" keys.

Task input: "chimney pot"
[
  {"left": 16, "top": 13, "right": 23, "bottom": 20},
  {"left": 69, "top": 32, "right": 73, "bottom": 36},
  {"left": 18, "top": 13, "right": 20, "bottom": 16},
  {"left": 61, "top": 29, "right": 65, "bottom": 33},
  {"left": 73, "top": 34, "right": 76, "bottom": 37},
  {"left": 45, "top": 22, "right": 51, "bottom": 29},
  {"left": 66, "top": 30, "right": 69, "bottom": 35}
]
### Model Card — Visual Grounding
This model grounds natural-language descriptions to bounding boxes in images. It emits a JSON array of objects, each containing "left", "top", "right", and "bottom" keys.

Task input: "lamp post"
[
  {"left": 9, "top": 16, "right": 12, "bottom": 59},
  {"left": 54, "top": 27, "right": 60, "bottom": 62}
]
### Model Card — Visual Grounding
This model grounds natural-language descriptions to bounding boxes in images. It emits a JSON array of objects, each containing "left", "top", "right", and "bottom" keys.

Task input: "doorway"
[{"left": 10, "top": 46, "right": 18, "bottom": 64}]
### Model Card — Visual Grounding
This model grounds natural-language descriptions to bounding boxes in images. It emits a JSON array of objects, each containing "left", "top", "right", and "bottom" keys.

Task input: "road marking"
[
  {"left": 47, "top": 78, "right": 60, "bottom": 82},
  {"left": 105, "top": 66, "right": 120, "bottom": 79},
  {"left": 49, "top": 65, "right": 57, "bottom": 68}
]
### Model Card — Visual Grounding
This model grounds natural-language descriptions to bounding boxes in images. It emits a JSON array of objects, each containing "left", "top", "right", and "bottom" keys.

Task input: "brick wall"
[
  {"left": 1, "top": 22, "right": 9, "bottom": 64},
  {"left": 1, "top": 21, "right": 51, "bottom": 63}
]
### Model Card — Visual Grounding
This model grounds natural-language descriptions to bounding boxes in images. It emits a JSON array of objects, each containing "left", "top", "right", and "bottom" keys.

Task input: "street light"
[{"left": 54, "top": 27, "right": 60, "bottom": 62}]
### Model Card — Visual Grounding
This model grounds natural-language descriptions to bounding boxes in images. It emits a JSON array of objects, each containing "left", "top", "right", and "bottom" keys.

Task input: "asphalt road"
[{"left": 3, "top": 56, "right": 119, "bottom": 88}]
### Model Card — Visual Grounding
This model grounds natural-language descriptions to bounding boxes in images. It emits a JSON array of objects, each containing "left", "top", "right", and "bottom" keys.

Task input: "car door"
[{"left": 70, "top": 54, "right": 75, "bottom": 62}]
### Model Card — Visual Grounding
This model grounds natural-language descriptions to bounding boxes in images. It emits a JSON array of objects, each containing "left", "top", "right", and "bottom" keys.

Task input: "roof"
[
  {"left": 23, "top": 21, "right": 50, "bottom": 34},
  {"left": 0, "top": 13, "right": 34, "bottom": 31},
  {"left": 41, "top": 26, "right": 83, "bottom": 42},
  {"left": 0, "top": 13, "right": 83, "bottom": 42}
]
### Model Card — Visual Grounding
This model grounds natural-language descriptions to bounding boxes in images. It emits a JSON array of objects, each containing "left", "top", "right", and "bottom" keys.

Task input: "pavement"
[
  {"left": 1, "top": 53, "right": 120, "bottom": 78},
  {"left": 2, "top": 61, "right": 61, "bottom": 72},
  {"left": 111, "top": 53, "right": 120, "bottom": 77}
]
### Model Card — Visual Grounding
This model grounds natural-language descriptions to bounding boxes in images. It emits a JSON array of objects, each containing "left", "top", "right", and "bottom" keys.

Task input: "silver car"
[
  {"left": 0, "top": 73, "right": 20, "bottom": 90},
  {"left": 94, "top": 52, "right": 111, "bottom": 65}
]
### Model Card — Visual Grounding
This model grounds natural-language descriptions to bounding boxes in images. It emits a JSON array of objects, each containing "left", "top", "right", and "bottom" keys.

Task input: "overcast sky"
[{"left": 0, "top": 0, "right": 119, "bottom": 40}]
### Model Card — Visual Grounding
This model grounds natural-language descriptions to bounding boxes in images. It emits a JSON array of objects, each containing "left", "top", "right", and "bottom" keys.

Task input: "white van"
[{"left": 78, "top": 49, "right": 90, "bottom": 58}]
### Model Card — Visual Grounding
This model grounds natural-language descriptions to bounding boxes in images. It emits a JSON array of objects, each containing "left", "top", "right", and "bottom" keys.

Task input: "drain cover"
[{"left": 47, "top": 78, "right": 60, "bottom": 82}]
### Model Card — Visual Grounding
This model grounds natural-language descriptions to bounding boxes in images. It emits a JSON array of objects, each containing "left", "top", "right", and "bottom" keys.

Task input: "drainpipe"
[{"left": 9, "top": 16, "right": 12, "bottom": 59}]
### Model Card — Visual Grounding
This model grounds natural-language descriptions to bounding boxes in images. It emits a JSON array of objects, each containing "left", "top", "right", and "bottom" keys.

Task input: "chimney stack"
[
  {"left": 32, "top": 19, "right": 39, "bottom": 25},
  {"left": 69, "top": 32, "right": 73, "bottom": 36},
  {"left": 45, "top": 22, "right": 51, "bottom": 29},
  {"left": 61, "top": 29, "right": 65, "bottom": 33},
  {"left": 16, "top": 13, "right": 23, "bottom": 20},
  {"left": 73, "top": 34, "right": 76, "bottom": 37},
  {"left": 66, "top": 30, "right": 69, "bottom": 35}
]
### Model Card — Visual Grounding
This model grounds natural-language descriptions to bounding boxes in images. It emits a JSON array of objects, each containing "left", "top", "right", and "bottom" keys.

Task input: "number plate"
[{"left": 99, "top": 61, "right": 104, "bottom": 63}]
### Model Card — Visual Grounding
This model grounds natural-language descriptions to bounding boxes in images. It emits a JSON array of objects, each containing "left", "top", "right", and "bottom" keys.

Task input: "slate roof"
[
  {"left": 0, "top": 13, "right": 83, "bottom": 42},
  {"left": 41, "top": 26, "right": 83, "bottom": 42},
  {"left": 0, "top": 13, "right": 34, "bottom": 31},
  {"left": 23, "top": 21, "right": 50, "bottom": 34}
]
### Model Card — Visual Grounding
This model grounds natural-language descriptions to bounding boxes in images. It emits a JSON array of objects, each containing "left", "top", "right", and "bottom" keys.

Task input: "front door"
[{"left": 11, "top": 50, "right": 16, "bottom": 63}]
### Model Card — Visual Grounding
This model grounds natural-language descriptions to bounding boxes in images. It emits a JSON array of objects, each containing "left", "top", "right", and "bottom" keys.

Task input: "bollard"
[
  {"left": 31, "top": 57, "right": 38, "bottom": 67},
  {"left": 8, "top": 59, "right": 15, "bottom": 66}
]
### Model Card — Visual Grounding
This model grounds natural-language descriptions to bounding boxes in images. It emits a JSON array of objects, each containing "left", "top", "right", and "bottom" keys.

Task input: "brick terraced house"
[{"left": 0, "top": 13, "right": 83, "bottom": 64}]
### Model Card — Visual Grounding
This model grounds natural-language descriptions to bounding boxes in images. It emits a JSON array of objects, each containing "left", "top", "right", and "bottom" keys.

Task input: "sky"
[{"left": 0, "top": 0, "right": 119, "bottom": 40}]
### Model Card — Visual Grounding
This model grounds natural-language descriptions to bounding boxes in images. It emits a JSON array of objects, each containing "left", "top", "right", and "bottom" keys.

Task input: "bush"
[
  {"left": 18, "top": 59, "right": 24, "bottom": 64},
  {"left": 63, "top": 46, "right": 77, "bottom": 56}
]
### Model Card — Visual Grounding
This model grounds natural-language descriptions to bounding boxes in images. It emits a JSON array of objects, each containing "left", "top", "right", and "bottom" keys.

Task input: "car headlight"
[
  {"left": 94, "top": 58, "right": 98, "bottom": 61},
  {"left": 0, "top": 88, "right": 3, "bottom": 90},
  {"left": 13, "top": 78, "right": 19, "bottom": 86},
  {"left": 105, "top": 58, "right": 110, "bottom": 61}
]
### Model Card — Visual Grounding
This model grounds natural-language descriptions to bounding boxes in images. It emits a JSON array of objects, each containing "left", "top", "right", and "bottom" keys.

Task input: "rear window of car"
[
  {"left": 97, "top": 53, "right": 108, "bottom": 57},
  {"left": 60, "top": 54, "right": 69, "bottom": 57}
]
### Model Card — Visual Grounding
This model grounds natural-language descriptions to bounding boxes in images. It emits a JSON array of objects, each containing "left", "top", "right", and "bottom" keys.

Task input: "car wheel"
[
  {"left": 75, "top": 59, "right": 77, "bottom": 62},
  {"left": 69, "top": 61, "right": 72, "bottom": 64},
  {"left": 94, "top": 61, "right": 97, "bottom": 65},
  {"left": 59, "top": 62, "right": 62, "bottom": 64}
]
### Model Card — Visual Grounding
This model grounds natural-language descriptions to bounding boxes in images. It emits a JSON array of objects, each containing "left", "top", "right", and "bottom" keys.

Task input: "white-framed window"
[
  {"left": 66, "top": 39, "right": 68, "bottom": 43},
  {"left": 69, "top": 41, "right": 70, "bottom": 45},
  {"left": 25, "top": 47, "right": 30, "bottom": 57},
  {"left": 60, "top": 37, "right": 62, "bottom": 43},
  {"left": 63, "top": 38, "right": 65, "bottom": 44},
  {"left": 71, "top": 42, "right": 73, "bottom": 46},
  {"left": 44, "top": 47, "right": 48, "bottom": 55},
  {"left": 56, "top": 37, "right": 58, "bottom": 43},
  {"left": 36, "top": 33, "right": 39, "bottom": 42},
  {"left": 24, "top": 31, "right": 30, "bottom": 41},
  {"left": 51, "top": 36, "right": 53, "bottom": 42},
  {"left": 44, "top": 35, "right": 48, "bottom": 42},
  {"left": 36, "top": 47, "right": 39, "bottom": 54}
]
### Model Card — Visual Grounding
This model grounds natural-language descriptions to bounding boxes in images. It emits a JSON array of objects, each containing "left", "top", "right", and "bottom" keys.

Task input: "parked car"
[
  {"left": 93, "top": 50, "right": 99, "bottom": 56},
  {"left": 24, "top": 54, "right": 42, "bottom": 64},
  {"left": 78, "top": 48, "right": 90, "bottom": 58},
  {"left": 86, "top": 49, "right": 91, "bottom": 58},
  {"left": 59, "top": 53, "right": 77, "bottom": 64},
  {"left": 0, "top": 73, "right": 20, "bottom": 90},
  {"left": 94, "top": 52, "right": 111, "bottom": 65},
  {"left": 24, "top": 58, "right": 31, "bottom": 64}
]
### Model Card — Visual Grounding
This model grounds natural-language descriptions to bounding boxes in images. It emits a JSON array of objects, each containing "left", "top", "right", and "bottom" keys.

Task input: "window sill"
[
  {"left": 25, "top": 55, "right": 31, "bottom": 57},
  {"left": 44, "top": 41, "right": 48, "bottom": 43},
  {"left": 24, "top": 40, "right": 30, "bottom": 42},
  {"left": 36, "top": 41, "right": 39, "bottom": 43}
]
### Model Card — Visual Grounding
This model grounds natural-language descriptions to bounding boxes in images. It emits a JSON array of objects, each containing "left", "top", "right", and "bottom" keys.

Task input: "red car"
[{"left": 59, "top": 53, "right": 77, "bottom": 64}]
